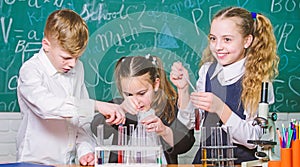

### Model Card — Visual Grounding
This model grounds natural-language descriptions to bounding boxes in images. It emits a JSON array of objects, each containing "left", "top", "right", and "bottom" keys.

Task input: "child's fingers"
[
  {"left": 112, "top": 110, "right": 126, "bottom": 125},
  {"left": 105, "top": 114, "right": 114, "bottom": 124}
]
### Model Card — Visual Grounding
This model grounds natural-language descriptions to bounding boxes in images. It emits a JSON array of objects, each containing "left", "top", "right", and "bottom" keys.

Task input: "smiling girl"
[{"left": 170, "top": 7, "right": 279, "bottom": 164}]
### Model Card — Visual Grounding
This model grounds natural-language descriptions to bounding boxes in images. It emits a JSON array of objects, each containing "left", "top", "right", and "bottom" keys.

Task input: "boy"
[{"left": 16, "top": 9, "right": 125, "bottom": 165}]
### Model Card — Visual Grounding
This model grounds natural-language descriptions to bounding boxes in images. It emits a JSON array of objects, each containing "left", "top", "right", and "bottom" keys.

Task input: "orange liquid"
[{"left": 202, "top": 148, "right": 207, "bottom": 167}]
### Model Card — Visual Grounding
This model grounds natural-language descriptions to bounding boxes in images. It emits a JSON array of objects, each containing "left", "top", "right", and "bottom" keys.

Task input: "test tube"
[
  {"left": 216, "top": 127, "right": 224, "bottom": 166},
  {"left": 97, "top": 124, "right": 104, "bottom": 146},
  {"left": 129, "top": 124, "right": 135, "bottom": 145},
  {"left": 126, "top": 124, "right": 135, "bottom": 163},
  {"left": 195, "top": 109, "right": 205, "bottom": 131},
  {"left": 96, "top": 124, "right": 104, "bottom": 164},
  {"left": 182, "top": 74, "right": 205, "bottom": 131},
  {"left": 201, "top": 127, "right": 207, "bottom": 167},
  {"left": 226, "top": 126, "right": 234, "bottom": 167},
  {"left": 123, "top": 126, "right": 127, "bottom": 145},
  {"left": 195, "top": 109, "right": 200, "bottom": 130},
  {"left": 136, "top": 124, "right": 143, "bottom": 163},
  {"left": 118, "top": 125, "right": 124, "bottom": 163},
  {"left": 211, "top": 127, "right": 217, "bottom": 163},
  {"left": 157, "top": 147, "right": 162, "bottom": 165},
  {"left": 141, "top": 124, "right": 146, "bottom": 163},
  {"left": 123, "top": 126, "right": 127, "bottom": 163}
]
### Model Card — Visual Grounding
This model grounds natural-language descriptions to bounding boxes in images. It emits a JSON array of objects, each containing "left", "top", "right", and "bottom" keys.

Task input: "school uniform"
[{"left": 179, "top": 58, "right": 275, "bottom": 164}]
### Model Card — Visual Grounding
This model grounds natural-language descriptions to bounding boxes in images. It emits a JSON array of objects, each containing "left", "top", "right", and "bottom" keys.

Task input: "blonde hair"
[
  {"left": 200, "top": 7, "right": 279, "bottom": 116},
  {"left": 44, "top": 9, "right": 89, "bottom": 57},
  {"left": 114, "top": 56, "right": 177, "bottom": 123}
]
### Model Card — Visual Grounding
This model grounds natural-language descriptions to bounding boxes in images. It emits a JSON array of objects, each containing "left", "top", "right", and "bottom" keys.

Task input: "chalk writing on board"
[
  {"left": 0, "top": 0, "right": 299, "bottom": 112},
  {"left": 83, "top": 11, "right": 206, "bottom": 100}
]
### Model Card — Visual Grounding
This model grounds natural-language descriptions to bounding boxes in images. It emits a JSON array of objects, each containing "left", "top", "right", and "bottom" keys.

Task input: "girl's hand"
[
  {"left": 141, "top": 115, "right": 166, "bottom": 136},
  {"left": 190, "top": 92, "right": 226, "bottom": 116},
  {"left": 141, "top": 115, "right": 174, "bottom": 147},
  {"left": 95, "top": 101, "right": 126, "bottom": 125},
  {"left": 170, "top": 61, "right": 189, "bottom": 90}
]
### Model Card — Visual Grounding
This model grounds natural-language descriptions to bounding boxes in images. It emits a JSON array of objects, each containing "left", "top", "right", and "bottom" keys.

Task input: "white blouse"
[{"left": 178, "top": 58, "right": 275, "bottom": 149}]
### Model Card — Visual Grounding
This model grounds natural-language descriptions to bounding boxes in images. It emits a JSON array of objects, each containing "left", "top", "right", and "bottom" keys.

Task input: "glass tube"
[
  {"left": 226, "top": 126, "right": 234, "bottom": 167},
  {"left": 126, "top": 124, "right": 135, "bottom": 163},
  {"left": 201, "top": 127, "right": 207, "bottom": 167},
  {"left": 118, "top": 125, "right": 124, "bottom": 163},
  {"left": 96, "top": 124, "right": 104, "bottom": 164},
  {"left": 216, "top": 127, "right": 224, "bottom": 166},
  {"left": 123, "top": 126, "right": 127, "bottom": 145},
  {"left": 211, "top": 127, "right": 217, "bottom": 163},
  {"left": 129, "top": 124, "right": 135, "bottom": 146},
  {"left": 195, "top": 108, "right": 205, "bottom": 131},
  {"left": 97, "top": 124, "right": 104, "bottom": 146},
  {"left": 123, "top": 126, "right": 128, "bottom": 164},
  {"left": 136, "top": 124, "right": 143, "bottom": 163}
]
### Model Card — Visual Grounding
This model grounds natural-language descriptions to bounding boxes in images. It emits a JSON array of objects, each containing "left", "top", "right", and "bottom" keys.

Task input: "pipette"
[
  {"left": 182, "top": 73, "right": 196, "bottom": 92},
  {"left": 182, "top": 72, "right": 205, "bottom": 130}
]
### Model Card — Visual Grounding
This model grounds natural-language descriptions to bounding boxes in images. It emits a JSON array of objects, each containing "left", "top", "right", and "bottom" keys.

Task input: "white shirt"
[
  {"left": 179, "top": 58, "right": 275, "bottom": 149},
  {"left": 17, "top": 49, "right": 96, "bottom": 164}
]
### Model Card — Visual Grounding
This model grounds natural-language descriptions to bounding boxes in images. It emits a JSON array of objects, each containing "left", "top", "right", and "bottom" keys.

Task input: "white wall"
[
  {"left": 0, "top": 112, "right": 299, "bottom": 164},
  {"left": 0, "top": 113, "right": 22, "bottom": 163}
]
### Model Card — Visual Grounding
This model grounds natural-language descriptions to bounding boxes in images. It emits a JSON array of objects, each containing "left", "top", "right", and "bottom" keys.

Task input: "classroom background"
[{"left": 0, "top": 0, "right": 299, "bottom": 163}]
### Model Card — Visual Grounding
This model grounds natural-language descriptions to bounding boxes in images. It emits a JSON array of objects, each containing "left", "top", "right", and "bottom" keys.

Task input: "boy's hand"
[
  {"left": 79, "top": 152, "right": 94, "bottom": 166},
  {"left": 120, "top": 96, "right": 140, "bottom": 115},
  {"left": 95, "top": 101, "right": 126, "bottom": 125}
]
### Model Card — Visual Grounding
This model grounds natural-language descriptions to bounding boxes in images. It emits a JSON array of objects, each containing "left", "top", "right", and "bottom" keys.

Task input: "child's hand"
[
  {"left": 120, "top": 96, "right": 139, "bottom": 115},
  {"left": 190, "top": 92, "right": 226, "bottom": 116},
  {"left": 79, "top": 152, "right": 94, "bottom": 166},
  {"left": 170, "top": 61, "right": 189, "bottom": 90},
  {"left": 141, "top": 115, "right": 166, "bottom": 135},
  {"left": 141, "top": 115, "right": 174, "bottom": 146},
  {"left": 95, "top": 101, "right": 126, "bottom": 125}
]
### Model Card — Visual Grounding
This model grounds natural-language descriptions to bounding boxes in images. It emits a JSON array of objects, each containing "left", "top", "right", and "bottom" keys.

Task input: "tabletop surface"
[
  {"left": 54, "top": 165, "right": 241, "bottom": 167},
  {"left": 55, "top": 165, "right": 201, "bottom": 167}
]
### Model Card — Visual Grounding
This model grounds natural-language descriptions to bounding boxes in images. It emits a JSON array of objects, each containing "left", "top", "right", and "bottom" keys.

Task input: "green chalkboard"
[{"left": 0, "top": 0, "right": 299, "bottom": 112}]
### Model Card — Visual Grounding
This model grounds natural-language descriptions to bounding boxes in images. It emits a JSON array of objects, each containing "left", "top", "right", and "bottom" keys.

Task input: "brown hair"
[
  {"left": 114, "top": 56, "right": 177, "bottom": 123},
  {"left": 200, "top": 7, "right": 279, "bottom": 116},
  {"left": 44, "top": 9, "right": 89, "bottom": 57}
]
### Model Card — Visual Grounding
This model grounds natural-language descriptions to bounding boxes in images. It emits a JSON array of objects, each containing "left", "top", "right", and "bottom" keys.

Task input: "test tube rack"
[
  {"left": 200, "top": 126, "right": 237, "bottom": 167},
  {"left": 94, "top": 145, "right": 163, "bottom": 167},
  {"left": 201, "top": 145, "right": 237, "bottom": 163}
]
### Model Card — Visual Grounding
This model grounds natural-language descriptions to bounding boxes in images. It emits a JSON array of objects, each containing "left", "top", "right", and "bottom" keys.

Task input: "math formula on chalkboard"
[{"left": 0, "top": 0, "right": 299, "bottom": 112}]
